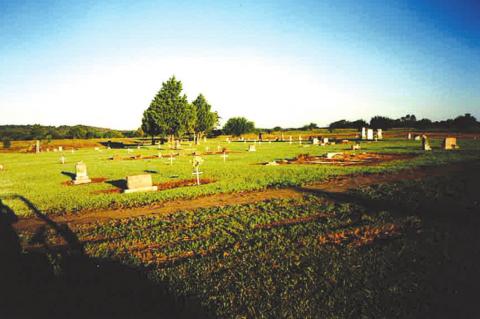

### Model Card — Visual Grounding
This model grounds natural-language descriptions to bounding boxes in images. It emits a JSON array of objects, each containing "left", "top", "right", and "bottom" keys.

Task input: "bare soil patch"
[
  {"left": 91, "top": 178, "right": 216, "bottom": 194},
  {"left": 266, "top": 152, "right": 417, "bottom": 166},
  {"left": 61, "top": 177, "right": 108, "bottom": 186}
]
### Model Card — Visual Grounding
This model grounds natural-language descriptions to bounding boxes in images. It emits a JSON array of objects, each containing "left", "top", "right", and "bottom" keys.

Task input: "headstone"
[
  {"left": 248, "top": 144, "right": 256, "bottom": 152},
  {"left": 322, "top": 137, "right": 329, "bottom": 144},
  {"left": 265, "top": 161, "right": 279, "bottom": 166},
  {"left": 298, "top": 136, "right": 302, "bottom": 144},
  {"left": 217, "top": 145, "right": 221, "bottom": 152},
  {"left": 326, "top": 152, "right": 343, "bottom": 159},
  {"left": 366, "top": 129, "right": 374, "bottom": 140},
  {"left": 73, "top": 161, "right": 91, "bottom": 185},
  {"left": 58, "top": 146, "right": 63, "bottom": 152},
  {"left": 175, "top": 140, "right": 181, "bottom": 149},
  {"left": 414, "top": 135, "right": 421, "bottom": 141},
  {"left": 71, "top": 149, "right": 75, "bottom": 154},
  {"left": 0, "top": 164, "right": 4, "bottom": 171},
  {"left": 361, "top": 127, "right": 367, "bottom": 140},
  {"left": 289, "top": 136, "right": 292, "bottom": 145},
  {"left": 312, "top": 138, "right": 319, "bottom": 145},
  {"left": 421, "top": 135, "right": 431, "bottom": 151},
  {"left": 281, "top": 133, "right": 285, "bottom": 141},
  {"left": 157, "top": 152, "right": 162, "bottom": 158},
  {"left": 60, "top": 156, "right": 65, "bottom": 164},
  {"left": 127, "top": 148, "right": 133, "bottom": 153},
  {"left": 408, "top": 133, "right": 412, "bottom": 140},
  {"left": 351, "top": 144, "right": 361, "bottom": 150},
  {"left": 36, "top": 140, "right": 40, "bottom": 153},
  {"left": 94, "top": 147, "right": 100, "bottom": 151},
  {"left": 376, "top": 129, "right": 383, "bottom": 140},
  {"left": 443, "top": 137, "right": 459, "bottom": 150},
  {"left": 203, "top": 136, "right": 207, "bottom": 143},
  {"left": 124, "top": 174, "right": 158, "bottom": 193}
]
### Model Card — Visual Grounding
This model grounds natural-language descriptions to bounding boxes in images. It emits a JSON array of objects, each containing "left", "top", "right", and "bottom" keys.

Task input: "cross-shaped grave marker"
[
  {"left": 221, "top": 152, "right": 228, "bottom": 162},
  {"left": 192, "top": 153, "right": 204, "bottom": 185}
]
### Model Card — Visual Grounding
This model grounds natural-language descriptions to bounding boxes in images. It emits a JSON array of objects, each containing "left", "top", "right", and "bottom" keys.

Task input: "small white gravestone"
[
  {"left": 367, "top": 129, "right": 374, "bottom": 140},
  {"left": 124, "top": 174, "right": 158, "bottom": 193},
  {"left": 217, "top": 145, "right": 221, "bottom": 152},
  {"left": 174, "top": 140, "right": 181, "bottom": 149},
  {"left": 322, "top": 137, "right": 329, "bottom": 144},
  {"left": 168, "top": 153, "right": 175, "bottom": 165},
  {"left": 137, "top": 145, "right": 141, "bottom": 150},
  {"left": 203, "top": 136, "right": 207, "bottom": 143},
  {"left": 0, "top": 164, "right": 4, "bottom": 171},
  {"left": 248, "top": 144, "right": 256, "bottom": 152},
  {"left": 298, "top": 136, "right": 302, "bottom": 144},
  {"left": 53, "top": 148, "right": 58, "bottom": 152},
  {"left": 60, "top": 156, "right": 65, "bottom": 164},
  {"left": 127, "top": 148, "right": 133, "bottom": 153},
  {"left": 376, "top": 129, "right": 383, "bottom": 140},
  {"left": 421, "top": 135, "right": 431, "bottom": 151},
  {"left": 281, "top": 133, "right": 285, "bottom": 141},
  {"left": 361, "top": 127, "right": 367, "bottom": 140},
  {"left": 414, "top": 135, "right": 421, "bottom": 141},
  {"left": 326, "top": 152, "right": 343, "bottom": 159},
  {"left": 158, "top": 152, "right": 162, "bottom": 158},
  {"left": 36, "top": 140, "right": 40, "bottom": 153},
  {"left": 351, "top": 144, "right": 361, "bottom": 150},
  {"left": 312, "top": 138, "right": 319, "bottom": 145},
  {"left": 73, "top": 161, "right": 91, "bottom": 185},
  {"left": 265, "top": 161, "right": 279, "bottom": 166},
  {"left": 205, "top": 146, "right": 210, "bottom": 152},
  {"left": 58, "top": 146, "right": 63, "bottom": 152},
  {"left": 408, "top": 133, "right": 412, "bottom": 140},
  {"left": 443, "top": 137, "right": 459, "bottom": 150},
  {"left": 94, "top": 147, "right": 100, "bottom": 151},
  {"left": 71, "top": 149, "right": 75, "bottom": 154},
  {"left": 289, "top": 136, "right": 293, "bottom": 145}
]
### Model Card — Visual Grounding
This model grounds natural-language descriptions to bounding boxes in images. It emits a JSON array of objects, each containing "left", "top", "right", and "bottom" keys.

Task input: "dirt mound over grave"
[
  {"left": 91, "top": 178, "right": 216, "bottom": 194},
  {"left": 277, "top": 152, "right": 417, "bottom": 166},
  {"left": 62, "top": 177, "right": 108, "bottom": 186}
]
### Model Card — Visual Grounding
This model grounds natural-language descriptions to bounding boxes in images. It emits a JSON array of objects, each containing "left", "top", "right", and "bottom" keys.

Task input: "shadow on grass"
[
  {"left": 0, "top": 195, "right": 209, "bottom": 318},
  {"left": 294, "top": 163, "right": 480, "bottom": 319},
  {"left": 61, "top": 171, "right": 76, "bottom": 181},
  {"left": 106, "top": 179, "right": 126, "bottom": 191}
]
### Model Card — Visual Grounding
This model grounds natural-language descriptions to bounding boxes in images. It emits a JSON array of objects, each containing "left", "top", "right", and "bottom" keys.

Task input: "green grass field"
[
  {"left": 13, "top": 167, "right": 480, "bottom": 318},
  {"left": 1, "top": 136, "right": 480, "bottom": 216}
]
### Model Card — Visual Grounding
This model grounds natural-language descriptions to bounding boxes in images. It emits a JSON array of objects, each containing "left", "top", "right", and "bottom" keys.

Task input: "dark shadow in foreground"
[{"left": 0, "top": 195, "right": 209, "bottom": 319}]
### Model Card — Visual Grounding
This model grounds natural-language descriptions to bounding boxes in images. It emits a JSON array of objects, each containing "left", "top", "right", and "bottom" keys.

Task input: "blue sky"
[{"left": 1, "top": 0, "right": 479, "bottom": 129}]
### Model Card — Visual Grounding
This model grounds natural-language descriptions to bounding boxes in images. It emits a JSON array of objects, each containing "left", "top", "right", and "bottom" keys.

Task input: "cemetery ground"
[{"left": 1, "top": 132, "right": 480, "bottom": 318}]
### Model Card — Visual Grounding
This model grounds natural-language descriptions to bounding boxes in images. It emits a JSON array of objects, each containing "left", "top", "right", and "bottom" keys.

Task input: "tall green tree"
[
  {"left": 141, "top": 76, "right": 194, "bottom": 145},
  {"left": 192, "top": 94, "right": 218, "bottom": 144},
  {"left": 223, "top": 117, "right": 255, "bottom": 137}
]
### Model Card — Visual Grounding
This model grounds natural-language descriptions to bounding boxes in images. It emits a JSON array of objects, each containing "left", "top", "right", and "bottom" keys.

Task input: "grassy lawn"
[
  {"left": 12, "top": 163, "right": 479, "bottom": 318},
  {"left": 1, "top": 136, "right": 480, "bottom": 216}
]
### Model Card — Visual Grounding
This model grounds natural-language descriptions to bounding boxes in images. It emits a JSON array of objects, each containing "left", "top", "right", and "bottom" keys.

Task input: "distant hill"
[{"left": 0, "top": 124, "right": 139, "bottom": 141}]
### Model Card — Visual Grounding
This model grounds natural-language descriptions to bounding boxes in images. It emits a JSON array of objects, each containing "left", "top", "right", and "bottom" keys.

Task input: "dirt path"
[{"left": 14, "top": 163, "right": 467, "bottom": 232}]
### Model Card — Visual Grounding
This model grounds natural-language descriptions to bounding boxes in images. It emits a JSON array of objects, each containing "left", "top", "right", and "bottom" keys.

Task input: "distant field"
[{"left": 1, "top": 133, "right": 479, "bottom": 216}]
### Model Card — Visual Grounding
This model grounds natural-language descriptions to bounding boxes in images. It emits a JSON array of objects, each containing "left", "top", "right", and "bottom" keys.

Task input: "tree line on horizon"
[{"left": 1, "top": 78, "right": 479, "bottom": 145}]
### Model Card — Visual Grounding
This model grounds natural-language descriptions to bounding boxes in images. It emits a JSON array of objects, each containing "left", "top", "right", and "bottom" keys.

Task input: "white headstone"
[
  {"left": 367, "top": 129, "right": 374, "bottom": 140},
  {"left": 312, "top": 138, "right": 319, "bottom": 145},
  {"left": 124, "top": 174, "right": 157, "bottom": 193},
  {"left": 60, "top": 156, "right": 65, "bottom": 164},
  {"left": 248, "top": 144, "right": 256, "bottom": 152},
  {"left": 73, "top": 161, "right": 91, "bottom": 185},
  {"left": 376, "top": 129, "right": 383, "bottom": 140},
  {"left": 58, "top": 146, "right": 63, "bottom": 152},
  {"left": 361, "top": 127, "right": 367, "bottom": 140},
  {"left": 36, "top": 140, "right": 40, "bottom": 153}
]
